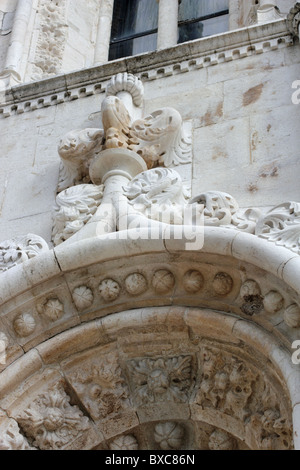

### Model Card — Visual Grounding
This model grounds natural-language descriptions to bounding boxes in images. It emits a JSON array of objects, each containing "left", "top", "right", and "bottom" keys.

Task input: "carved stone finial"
[
  {"left": 106, "top": 72, "right": 144, "bottom": 107},
  {"left": 287, "top": 3, "right": 300, "bottom": 38}
]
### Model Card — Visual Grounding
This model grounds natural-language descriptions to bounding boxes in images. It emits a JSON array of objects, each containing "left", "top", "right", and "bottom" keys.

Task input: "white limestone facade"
[{"left": 0, "top": 0, "right": 300, "bottom": 451}]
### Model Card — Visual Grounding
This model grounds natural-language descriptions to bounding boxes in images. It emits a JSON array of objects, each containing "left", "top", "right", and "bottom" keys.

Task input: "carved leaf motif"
[
  {"left": 58, "top": 128, "right": 104, "bottom": 192},
  {"left": 255, "top": 202, "right": 300, "bottom": 254},
  {"left": 17, "top": 385, "right": 90, "bottom": 450},
  {"left": 190, "top": 191, "right": 239, "bottom": 226},
  {"left": 130, "top": 108, "right": 192, "bottom": 167},
  {"left": 0, "top": 234, "right": 49, "bottom": 273},
  {"left": 124, "top": 168, "right": 191, "bottom": 224},
  {"left": 52, "top": 184, "right": 103, "bottom": 246}
]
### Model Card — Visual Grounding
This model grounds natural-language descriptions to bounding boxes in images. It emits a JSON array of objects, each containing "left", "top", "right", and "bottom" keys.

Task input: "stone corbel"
[
  {"left": 287, "top": 2, "right": 300, "bottom": 39},
  {"left": 257, "top": 1, "right": 283, "bottom": 24}
]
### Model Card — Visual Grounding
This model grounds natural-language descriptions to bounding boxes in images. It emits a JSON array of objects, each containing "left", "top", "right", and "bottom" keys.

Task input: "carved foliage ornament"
[
  {"left": 0, "top": 419, "right": 34, "bottom": 451},
  {"left": 17, "top": 385, "right": 90, "bottom": 450},
  {"left": 0, "top": 234, "right": 49, "bottom": 272},
  {"left": 52, "top": 183, "right": 103, "bottom": 246},
  {"left": 66, "top": 354, "right": 129, "bottom": 420}
]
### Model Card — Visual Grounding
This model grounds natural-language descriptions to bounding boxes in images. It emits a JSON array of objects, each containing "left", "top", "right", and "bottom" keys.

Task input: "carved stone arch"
[
  {"left": 0, "top": 307, "right": 296, "bottom": 450},
  {"left": 1, "top": 228, "right": 300, "bottom": 449}
]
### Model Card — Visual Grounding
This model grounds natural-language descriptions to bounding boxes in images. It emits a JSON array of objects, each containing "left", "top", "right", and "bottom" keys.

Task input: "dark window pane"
[
  {"left": 109, "top": 0, "right": 158, "bottom": 60},
  {"left": 179, "top": 0, "right": 228, "bottom": 22},
  {"left": 178, "top": 14, "right": 229, "bottom": 44},
  {"left": 109, "top": 32, "right": 157, "bottom": 61}
]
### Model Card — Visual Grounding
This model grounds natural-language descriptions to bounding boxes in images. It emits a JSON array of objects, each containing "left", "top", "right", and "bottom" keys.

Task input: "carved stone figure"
[{"left": 127, "top": 355, "right": 194, "bottom": 405}]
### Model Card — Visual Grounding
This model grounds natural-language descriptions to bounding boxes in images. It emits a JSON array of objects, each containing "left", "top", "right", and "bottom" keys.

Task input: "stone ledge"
[{"left": 0, "top": 19, "right": 293, "bottom": 118}]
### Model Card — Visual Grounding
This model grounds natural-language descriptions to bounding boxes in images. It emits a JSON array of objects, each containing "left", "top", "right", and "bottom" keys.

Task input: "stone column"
[
  {"left": 0, "top": 0, "right": 33, "bottom": 88},
  {"left": 94, "top": 0, "right": 114, "bottom": 65},
  {"left": 157, "top": 0, "right": 178, "bottom": 50}
]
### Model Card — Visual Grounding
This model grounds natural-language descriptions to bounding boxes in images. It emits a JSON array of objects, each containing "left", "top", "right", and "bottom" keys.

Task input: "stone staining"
[
  {"left": 127, "top": 355, "right": 194, "bottom": 405},
  {"left": 154, "top": 422, "right": 184, "bottom": 450},
  {"left": 17, "top": 385, "right": 90, "bottom": 450},
  {"left": 124, "top": 273, "right": 148, "bottom": 296},
  {"left": 152, "top": 270, "right": 175, "bottom": 294},
  {"left": 99, "top": 279, "right": 121, "bottom": 302},
  {"left": 240, "top": 279, "right": 264, "bottom": 316},
  {"left": 72, "top": 286, "right": 94, "bottom": 311},
  {"left": 13, "top": 313, "right": 36, "bottom": 338},
  {"left": 109, "top": 434, "right": 139, "bottom": 451}
]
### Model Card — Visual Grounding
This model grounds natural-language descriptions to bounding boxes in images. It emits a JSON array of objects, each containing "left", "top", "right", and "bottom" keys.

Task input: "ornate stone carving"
[
  {"left": 124, "top": 168, "right": 190, "bottom": 224},
  {"left": 99, "top": 279, "right": 121, "bottom": 302},
  {"left": 67, "top": 354, "right": 129, "bottom": 420},
  {"left": 127, "top": 355, "right": 194, "bottom": 405},
  {"left": 124, "top": 273, "right": 148, "bottom": 296},
  {"left": 190, "top": 191, "right": 239, "bottom": 227},
  {"left": 30, "top": 0, "right": 68, "bottom": 80},
  {"left": 17, "top": 385, "right": 90, "bottom": 450},
  {"left": 37, "top": 298, "right": 64, "bottom": 321},
  {"left": 255, "top": 202, "right": 300, "bottom": 254},
  {"left": 13, "top": 313, "right": 36, "bottom": 338},
  {"left": 58, "top": 129, "right": 104, "bottom": 192},
  {"left": 283, "top": 304, "right": 300, "bottom": 328},
  {"left": 0, "top": 234, "right": 49, "bottom": 273},
  {"left": 240, "top": 280, "right": 264, "bottom": 316},
  {"left": 287, "top": 2, "right": 300, "bottom": 38},
  {"left": 109, "top": 434, "right": 139, "bottom": 451},
  {"left": 212, "top": 272, "right": 233, "bottom": 296},
  {"left": 263, "top": 291, "right": 284, "bottom": 314},
  {"left": 183, "top": 270, "right": 204, "bottom": 294},
  {"left": 72, "top": 286, "right": 94, "bottom": 311},
  {"left": 106, "top": 72, "right": 144, "bottom": 107},
  {"left": 0, "top": 419, "right": 34, "bottom": 450},
  {"left": 208, "top": 429, "right": 236, "bottom": 451},
  {"left": 196, "top": 346, "right": 292, "bottom": 449},
  {"left": 129, "top": 108, "right": 192, "bottom": 168},
  {"left": 52, "top": 184, "right": 103, "bottom": 245},
  {"left": 152, "top": 270, "right": 175, "bottom": 294},
  {"left": 154, "top": 422, "right": 184, "bottom": 450}
]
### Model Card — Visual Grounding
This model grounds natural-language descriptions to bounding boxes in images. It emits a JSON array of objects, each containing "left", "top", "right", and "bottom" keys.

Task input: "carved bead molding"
[
  {"left": 287, "top": 3, "right": 300, "bottom": 38},
  {"left": 0, "top": 234, "right": 49, "bottom": 273},
  {"left": 109, "top": 434, "right": 139, "bottom": 450},
  {"left": 0, "top": 20, "right": 292, "bottom": 118}
]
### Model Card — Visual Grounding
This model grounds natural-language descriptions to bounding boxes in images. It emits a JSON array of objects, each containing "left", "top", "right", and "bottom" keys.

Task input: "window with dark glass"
[
  {"left": 178, "top": 0, "right": 229, "bottom": 44},
  {"left": 109, "top": 0, "right": 159, "bottom": 61}
]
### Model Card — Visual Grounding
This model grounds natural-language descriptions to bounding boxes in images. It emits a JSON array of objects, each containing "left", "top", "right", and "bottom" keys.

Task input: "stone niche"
[{"left": 0, "top": 306, "right": 294, "bottom": 450}]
